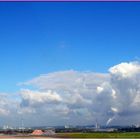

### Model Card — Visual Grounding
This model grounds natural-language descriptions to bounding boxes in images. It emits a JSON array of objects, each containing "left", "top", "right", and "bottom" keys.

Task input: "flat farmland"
[
  {"left": 54, "top": 132, "right": 140, "bottom": 138},
  {"left": 1, "top": 132, "right": 140, "bottom": 139}
]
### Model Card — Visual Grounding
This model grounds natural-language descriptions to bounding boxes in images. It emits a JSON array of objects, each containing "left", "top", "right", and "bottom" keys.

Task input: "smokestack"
[{"left": 95, "top": 119, "right": 100, "bottom": 129}]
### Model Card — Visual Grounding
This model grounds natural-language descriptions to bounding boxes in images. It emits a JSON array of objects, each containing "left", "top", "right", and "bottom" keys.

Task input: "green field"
[{"left": 55, "top": 132, "right": 140, "bottom": 138}]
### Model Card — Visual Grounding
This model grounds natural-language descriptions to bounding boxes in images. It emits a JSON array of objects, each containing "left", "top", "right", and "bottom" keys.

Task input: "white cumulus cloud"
[{"left": 1, "top": 61, "right": 140, "bottom": 126}]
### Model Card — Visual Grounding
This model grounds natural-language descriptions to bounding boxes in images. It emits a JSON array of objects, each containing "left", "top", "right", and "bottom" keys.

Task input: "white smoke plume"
[{"left": 106, "top": 116, "right": 116, "bottom": 126}]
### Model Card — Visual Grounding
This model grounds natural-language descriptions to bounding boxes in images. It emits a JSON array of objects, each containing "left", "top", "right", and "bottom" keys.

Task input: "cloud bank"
[{"left": 1, "top": 61, "right": 140, "bottom": 127}]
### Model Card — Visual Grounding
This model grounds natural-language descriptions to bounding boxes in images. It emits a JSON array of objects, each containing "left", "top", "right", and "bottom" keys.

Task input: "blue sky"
[
  {"left": 1, "top": 2, "right": 140, "bottom": 127},
  {"left": 0, "top": 2, "right": 140, "bottom": 93}
]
